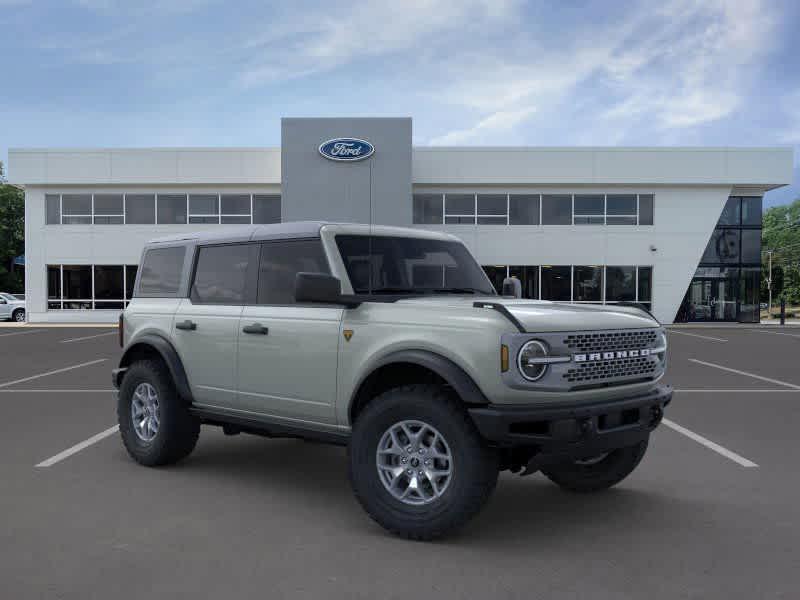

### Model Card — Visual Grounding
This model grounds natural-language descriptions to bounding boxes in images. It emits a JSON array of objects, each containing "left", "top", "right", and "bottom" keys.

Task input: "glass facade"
[
  {"left": 48, "top": 264, "right": 139, "bottom": 310},
  {"left": 676, "top": 196, "right": 762, "bottom": 322},
  {"left": 482, "top": 265, "right": 652, "bottom": 307}
]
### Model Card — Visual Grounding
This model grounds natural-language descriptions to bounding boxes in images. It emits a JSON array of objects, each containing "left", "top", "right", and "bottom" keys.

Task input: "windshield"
[{"left": 335, "top": 235, "right": 496, "bottom": 296}]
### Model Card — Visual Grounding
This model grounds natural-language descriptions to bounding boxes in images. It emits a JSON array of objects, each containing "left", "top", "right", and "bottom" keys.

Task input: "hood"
[{"left": 395, "top": 296, "right": 658, "bottom": 332}]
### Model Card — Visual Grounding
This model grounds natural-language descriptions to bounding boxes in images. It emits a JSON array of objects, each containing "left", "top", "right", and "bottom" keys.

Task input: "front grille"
[
  {"left": 563, "top": 330, "right": 658, "bottom": 353},
  {"left": 563, "top": 356, "right": 658, "bottom": 384}
]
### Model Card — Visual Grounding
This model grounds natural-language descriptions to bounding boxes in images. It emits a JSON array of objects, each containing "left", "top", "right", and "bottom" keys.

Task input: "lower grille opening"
[
  {"left": 509, "top": 420, "right": 549, "bottom": 436},
  {"left": 598, "top": 408, "right": 640, "bottom": 431}
]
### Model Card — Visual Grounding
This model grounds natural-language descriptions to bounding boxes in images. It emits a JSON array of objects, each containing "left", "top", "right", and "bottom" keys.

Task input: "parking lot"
[{"left": 1, "top": 324, "right": 798, "bottom": 599}]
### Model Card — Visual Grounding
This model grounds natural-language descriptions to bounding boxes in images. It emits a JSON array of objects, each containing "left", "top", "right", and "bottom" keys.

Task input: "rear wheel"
[
  {"left": 541, "top": 438, "right": 649, "bottom": 493},
  {"left": 12, "top": 309, "right": 25, "bottom": 322},
  {"left": 349, "top": 385, "right": 498, "bottom": 540},
  {"left": 118, "top": 359, "right": 200, "bottom": 466}
]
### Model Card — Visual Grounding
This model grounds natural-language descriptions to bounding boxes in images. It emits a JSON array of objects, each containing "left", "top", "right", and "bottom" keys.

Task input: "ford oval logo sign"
[{"left": 318, "top": 138, "right": 375, "bottom": 162}]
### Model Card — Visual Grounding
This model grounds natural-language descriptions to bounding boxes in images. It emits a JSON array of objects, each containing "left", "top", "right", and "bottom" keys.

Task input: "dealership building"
[{"left": 8, "top": 117, "right": 794, "bottom": 324}]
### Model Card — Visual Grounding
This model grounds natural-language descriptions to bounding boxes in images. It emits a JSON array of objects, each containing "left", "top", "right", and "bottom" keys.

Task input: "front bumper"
[{"left": 468, "top": 384, "right": 672, "bottom": 457}]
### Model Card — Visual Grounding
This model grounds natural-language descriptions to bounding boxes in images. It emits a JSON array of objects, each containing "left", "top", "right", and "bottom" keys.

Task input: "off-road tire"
[
  {"left": 542, "top": 438, "right": 649, "bottom": 493},
  {"left": 118, "top": 359, "right": 200, "bottom": 466},
  {"left": 349, "top": 384, "right": 498, "bottom": 541},
  {"left": 12, "top": 309, "right": 25, "bottom": 322}
]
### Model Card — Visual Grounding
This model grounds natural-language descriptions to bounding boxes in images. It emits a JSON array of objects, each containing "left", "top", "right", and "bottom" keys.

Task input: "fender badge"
[{"left": 343, "top": 329, "right": 354, "bottom": 342}]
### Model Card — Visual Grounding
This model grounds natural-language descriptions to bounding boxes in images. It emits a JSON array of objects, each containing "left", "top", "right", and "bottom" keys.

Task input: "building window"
[
  {"left": 541, "top": 195, "right": 572, "bottom": 225},
  {"left": 125, "top": 194, "right": 156, "bottom": 224},
  {"left": 573, "top": 266, "right": 602, "bottom": 301},
  {"left": 509, "top": 265, "right": 539, "bottom": 298},
  {"left": 157, "top": 194, "right": 188, "bottom": 224},
  {"left": 638, "top": 194, "right": 654, "bottom": 225},
  {"left": 253, "top": 194, "right": 281, "bottom": 224},
  {"left": 483, "top": 264, "right": 652, "bottom": 307},
  {"left": 93, "top": 194, "right": 124, "bottom": 224},
  {"left": 412, "top": 194, "right": 443, "bottom": 224},
  {"left": 46, "top": 194, "right": 61, "bottom": 225},
  {"left": 607, "top": 194, "right": 638, "bottom": 225},
  {"left": 605, "top": 266, "right": 636, "bottom": 302},
  {"left": 541, "top": 266, "right": 572, "bottom": 300},
  {"left": 476, "top": 194, "right": 507, "bottom": 224},
  {"left": 221, "top": 194, "right": 251, "bottom": 224},
  {"left": 47, "top": 265, "right": 61, "bottom": 309},
  {"left": 62, "top": 194, "right": 92, "bottom": 224},
  {"left": 573, "top": 195, "right": 604, "bottom": 225},
  {"left": 702, "top": 229, "right": 741, "bottom": 263},
  {"left": 125, "top": 265, "right": 138, "bottom": 301},
  {"left": 741, "top": 196, "right": 762, "bottom": 226},
  {"left": 637, "top": 266, "right": 652, "bottom": 307},
  {"left": 444, "top": 194, "right": 475, "bottom": 224},
  {"left": 47, "top": 264, "right": 139, "bottom": 310},
  {"left": 62, "top": 265, "right": 92, "bottom": 309},
  {"left": 509, "top": 194, "right": 540, "bottom": 225},
  {"left": 44, "top": 192, "right": 282, "bottom": 226},
  {"left": 189, "top": 194, "right": 219, "bottom": 224}
]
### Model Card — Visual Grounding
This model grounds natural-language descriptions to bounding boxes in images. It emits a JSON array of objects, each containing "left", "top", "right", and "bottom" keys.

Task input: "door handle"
[
  {"left": 176, "top": 320, "right": 197, "bottom": 331},
  {"left": 242, "top": 323, "right": 269, "bottom": 335}
]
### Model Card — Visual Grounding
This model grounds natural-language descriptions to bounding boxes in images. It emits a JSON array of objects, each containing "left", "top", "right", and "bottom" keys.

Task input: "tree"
[
  {"left": 0, "top": 162, "right": 25, "bottom": 293},
  {"left": 762, "top": 197, "right": 800, "bottom": 305}
]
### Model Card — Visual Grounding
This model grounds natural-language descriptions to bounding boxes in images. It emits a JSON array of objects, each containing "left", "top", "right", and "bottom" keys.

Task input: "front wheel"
[
  {"left": 12, "top": 309, "right": 25, "bottom": 322},
  {"left": 541, "top": 438, "right": 649, "bottom": 493},
  {"left": 349, "top": 385, "right": 498, "bottom": 541}
]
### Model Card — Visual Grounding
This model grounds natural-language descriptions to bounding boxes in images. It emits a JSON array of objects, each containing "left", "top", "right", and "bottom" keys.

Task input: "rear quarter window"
[{"left": 137, "top": 246, "right": 187, "bottom": 296}]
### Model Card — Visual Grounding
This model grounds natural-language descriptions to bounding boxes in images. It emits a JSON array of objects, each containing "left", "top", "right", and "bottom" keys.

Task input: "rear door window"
[
  {"left": 137, "top": 246, "right": 186, "bottom": 296},
  {"left": 190, "top": 243, "right": 256, "bottom": 304}
]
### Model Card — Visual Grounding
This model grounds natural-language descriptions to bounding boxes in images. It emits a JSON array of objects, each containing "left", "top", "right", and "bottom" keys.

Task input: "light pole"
[{"left": 767, "top": 250, "right": 773, "bottom": 319}]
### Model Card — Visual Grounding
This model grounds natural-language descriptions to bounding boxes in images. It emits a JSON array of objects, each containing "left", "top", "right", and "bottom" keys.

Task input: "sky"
[{"left": 1, "top": 0, "right": 798, "bottom": 207}]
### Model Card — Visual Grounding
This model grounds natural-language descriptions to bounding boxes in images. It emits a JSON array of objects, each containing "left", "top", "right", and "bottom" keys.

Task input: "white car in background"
[{"left": 0, "top": 293, "right": 26, "bottom": 322}]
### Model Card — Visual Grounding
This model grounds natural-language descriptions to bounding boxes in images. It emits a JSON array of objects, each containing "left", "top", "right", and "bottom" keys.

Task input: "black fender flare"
[
  {"left": 117, "top": 334, "right": 193, "bottom": 402},
  {"left": 351, "top": 349, "right": 489, "bottom": 421}
]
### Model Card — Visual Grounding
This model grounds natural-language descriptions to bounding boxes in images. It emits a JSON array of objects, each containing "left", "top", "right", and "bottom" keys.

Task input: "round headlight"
[{"left": 517, "top": 340, "right": 549, "bottom": 381}]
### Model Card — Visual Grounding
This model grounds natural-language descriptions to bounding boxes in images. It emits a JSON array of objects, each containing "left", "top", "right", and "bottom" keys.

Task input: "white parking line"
[
  {"left": 747, "top": 329, "right": 800, "bottom": 339},
  {"left": 0, "top": 329, "right": 44, "bottom": 338},
  {"left": 35, "top": 425, "right": 119, "bottom": 468},
  {"left": 662, "top": 418, "right": 758, "bottom": 468},
  {"left": 667, "top": 330, "right": 728, "bottom": 342},
  {"left": 0, "top": 359, "right": 107, "bottom": 389},
  {"left": 59, "top": 331, "right": 117, "bottom": 343},
  {"left": 689, "top": 358, "right": 800, "bottom": 390}
]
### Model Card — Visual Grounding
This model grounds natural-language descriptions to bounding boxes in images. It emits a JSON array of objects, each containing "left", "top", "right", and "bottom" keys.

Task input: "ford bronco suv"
[{"left": 114, "top": 222, "right": 671, "bottom": 540}]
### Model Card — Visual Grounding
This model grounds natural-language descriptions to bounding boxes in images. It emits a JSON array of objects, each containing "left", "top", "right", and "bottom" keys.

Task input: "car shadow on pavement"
[{"left": 151, "top": 433, "right": 699, "bottom": 544}]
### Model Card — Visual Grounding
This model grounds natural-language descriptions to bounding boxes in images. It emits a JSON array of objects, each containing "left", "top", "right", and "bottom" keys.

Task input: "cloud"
[
  {"left": 429, "top": 107, "right": 536, "bottom": 145},
  {"left": 428, "top": 0, "right": 779, "bottom": 144},
  {"left": 237, "top": 0, "right": 518, "bottom": 87}
]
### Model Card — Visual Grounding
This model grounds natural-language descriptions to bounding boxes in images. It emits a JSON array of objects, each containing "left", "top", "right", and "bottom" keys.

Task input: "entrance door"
[{"left": 685, "top": 278, "right": 738, "bottom": 321}]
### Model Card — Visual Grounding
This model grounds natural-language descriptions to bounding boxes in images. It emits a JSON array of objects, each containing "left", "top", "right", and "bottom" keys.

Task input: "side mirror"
[
  {"left": 295, "top": 272, "right": 360, "bottom": 307},
  {"left": 501, "top": 277, "right": 522, "bottom": 298}
]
